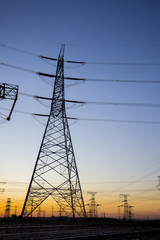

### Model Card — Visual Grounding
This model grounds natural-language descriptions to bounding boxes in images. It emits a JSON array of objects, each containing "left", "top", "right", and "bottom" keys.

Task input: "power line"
[
  {"left": 1, "top": 61, "right": 160, "bottom": 84},
  {"left": 67, "top": 117, "right": 160, "bottom": 125},
  {"left": 65, "top": 77, "right": 160, "bottom": 84},
  {"left": 0, "top": 43, "right": 82, "bottom": 64},
  {"left": 106, "top": 168, "right": 160, "bottom": 196},
  {"left": 19, "top": 92, "right": 35, "bottom": 97},
  {"left": 82, "top": 180, "right": 157, "bottom": 184},
  {"left": 0, "top": 179, "right": 157, "bottom": 185},
  {"left": 40, "top": 55, "right": 85, "bottom": 65},
  {"left": 40, "top": 55, "right": 160, "bottom": 66},
  {"left": 1, "top": 43, "right": 160, "bottom": 66},
  {"left": 0, "top": 62, "right": 36, "bottom": 74},
  {"left": 85, "top": 61, "right": 160, "bottom": 66},
  {"left": 34, "top": 95, "right": 160, "bottom": 108},
  {"left": 33, "top": 114, "right": 160, "bottom": 125},
  {"left": 65, "top": 99, "right": 160, "bottom": 108},
  {"left": 1, "top": 106, "right": 160, "bottom": 125},
  {"left": 0, "top": 43, "right": 38, "bottom": 57},
  {"left": 16, "top": 92, "right": 160, "bottom": 110},
  {"left": 0, "top": 106, "right": 32, "bottom": 115}
]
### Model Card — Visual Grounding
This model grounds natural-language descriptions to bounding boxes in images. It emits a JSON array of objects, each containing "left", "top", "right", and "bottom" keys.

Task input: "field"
[{"left": 0, "top": 218, "right": 160, "bottom": 240}]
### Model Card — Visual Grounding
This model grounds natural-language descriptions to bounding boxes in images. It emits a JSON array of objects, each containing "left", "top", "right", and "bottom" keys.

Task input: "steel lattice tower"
[
  {"left": 118, "top": 194, "right": 133, "bottom": 220},
  {"left": 157, "top": 176, "right": 160, "bottom": 190},
  {"left": 21, "top": 45, "right": 86, "bottom": 218},
  {"left": 0, "top": 82, "right": 18, "bottom": 121},
  {"left": 87, "top": 192, "right": 101, "bottom": 218}
]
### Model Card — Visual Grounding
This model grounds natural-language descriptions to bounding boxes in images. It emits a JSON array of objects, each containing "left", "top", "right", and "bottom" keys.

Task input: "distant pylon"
[
  {"left": 0, "top": 182, "right": 5, "bottom": 195},
  {"left": 36, "top": 206, "right": 42, "bottom": 218},
  {"left": 14, "top": 205, "right": 17, "bottom": 216},
  {"left": 156, "top": 176, "right": 160, "bottom": 190},
  {"left": 21, "top": 45, "right": 86, "bottom": 218},
  {"left": 118, "top": 194, "right": 133, "bottom": 220},
  {"left": 58, "top": 204, "right": 63, "bottom": 217},
  {"left": 87, "top": 192, "right": 101, "bottom": 218},
  {"left": 128, "top": 205, "right": 134, "bottom": 220},
  {"left": 4, "top": 198, "right": 11, "bottom": 218}
]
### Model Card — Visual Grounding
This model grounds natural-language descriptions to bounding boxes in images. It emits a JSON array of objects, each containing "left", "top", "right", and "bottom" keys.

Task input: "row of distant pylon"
[
  {"left": 2, "top": 192, "right": 100, "bottom": 218},
  {"left": 1, "top": 192, "right": 131, "bottom": 219}
]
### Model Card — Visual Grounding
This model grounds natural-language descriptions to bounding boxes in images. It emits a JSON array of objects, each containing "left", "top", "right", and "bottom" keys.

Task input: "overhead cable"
[
  {"left": 66, "top": 100, "right": 160, "bottom": 108},
  {"left": 1, "top": 43, "right": 160, "bottom": 66},
  {"left": 0, "top": 106, "right": 32, "bottom": 115},
  {"left": 38, "top": 74, "right": 160, "bottom": 84},
  {"left": 1, "top": 61, "right": 160, "bottom": 84},
  {"left": 40, "top": 55, "right": 160, "bottom": 66},
  {"left": 33, "top": 114, "right": 160, "bottom": 125},
  {"left": 0, "top": 43, "right": 38, "bottom": 57},
  {"left": 65, "top": 77, "right": 160, "bottom": 84},
  {"left": 34, "top": 96, "right": 160, "bottom": 108},
  {"left": 0, "top": 179, "right": 157, "bottom": 184},
  {"left": 1, "top": 106, "right": 160, "bottom": 124},
  {"left": 66, "top": 117, "right": 160, "bottom": 125},
  {"left": 85, "top": 61, "right": 160, "bottom": 66},
  {"left": 15, "top": 93, "right": 160, "bottom": 109},
  {"left": 40, "top": 56, "right": 85, "bottom": 65},
  {"left": 0, "top": 62, "right": 36, "bottom": 74},
  {"left": 19, "top": 92, "right": 35, "bottom": 97},
  {"left": 0, "top": 43, "right": 84, "bottom": 64}
]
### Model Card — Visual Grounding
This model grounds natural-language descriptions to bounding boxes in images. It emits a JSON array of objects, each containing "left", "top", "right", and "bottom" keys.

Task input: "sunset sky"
[{"left": 0, "top": 0, "right": 160, "bottom": 219}]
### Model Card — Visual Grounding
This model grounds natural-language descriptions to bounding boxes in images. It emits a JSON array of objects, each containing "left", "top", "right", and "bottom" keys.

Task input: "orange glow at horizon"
[{"left": 0, "top": 186, "right": 160, "bottom": 219}]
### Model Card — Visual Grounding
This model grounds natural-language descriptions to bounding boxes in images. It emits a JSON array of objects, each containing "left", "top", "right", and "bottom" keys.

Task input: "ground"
[{"left": 0, "top": 218, "right": 160, "bottom": 240}]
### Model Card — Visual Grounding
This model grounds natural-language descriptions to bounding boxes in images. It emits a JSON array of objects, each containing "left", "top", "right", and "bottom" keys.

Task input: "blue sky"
[{"left": 0, "top": 0, "right": 160, "bottom": 218}]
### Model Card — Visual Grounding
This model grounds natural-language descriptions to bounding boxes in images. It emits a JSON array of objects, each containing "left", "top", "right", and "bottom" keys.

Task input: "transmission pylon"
[
  {"left": 0, "top": 82, "right": 18, "bottom": 121},
  {"left": 87, "top": 192, "right": 101, "bottom": 218},
  {"left": 36, "top": 206, "right": 43, "bottom": 218},
  {"left": 4, "top": 198, "right": 11, "bottom": 218},
  {"left": 0, "top": 182, "right": 5, "bottom": 195},
  {"left": 118, "top": 194, "right": 133, "bottom": 220},
  {"left": 157, "top": 176, "right": 160, "bottom": 190},
  {"left": 21, "top": 45, "right": 86, "bottom": 218}
]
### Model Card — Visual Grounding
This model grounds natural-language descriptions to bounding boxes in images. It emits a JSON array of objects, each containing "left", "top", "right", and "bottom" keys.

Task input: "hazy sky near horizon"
[{"left": 0, "top": 0, "right": 160, "bottom": 218}]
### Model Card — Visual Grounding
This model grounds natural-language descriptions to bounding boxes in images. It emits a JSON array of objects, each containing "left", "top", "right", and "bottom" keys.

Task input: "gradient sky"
[{"left": 0, "top": 0, "right": 160, "bottom": 219}]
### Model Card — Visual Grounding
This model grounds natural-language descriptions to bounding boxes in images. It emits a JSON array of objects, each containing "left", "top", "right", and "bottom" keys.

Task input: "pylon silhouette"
[
  {"left": 0, "top": 82, "right": 18, "bottom": 121},
  {"left": 87, "top": 192, "right": 101, "bottom": 218},
  {"left": 118, "top": 194, "right": 133, "bottom": 220},
  {"left": 4, "top": 198, "right": 11, "bottom": 218},
  {"left": 21, "top": 45, "right": 86, "bottom": 218}
]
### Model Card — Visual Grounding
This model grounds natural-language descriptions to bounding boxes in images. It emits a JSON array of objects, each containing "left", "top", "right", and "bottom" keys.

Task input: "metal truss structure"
[
  {"left": 21, "top": 45, "right": 86, "bottom": 218},
  {"left": 157, "top": 176, "right": 160, "bottom": 190},
  {"left": 4, "top": 198, "right": 11, "bottom": 218},
  {"left": 87, "top": 192, "right": 101, "bottom": 218},
  {"left": 118, "top": 194, "right": 133, "bottom": 220},
  {"left": 0, "top": 182, "right": 5, "bottom": 195},
  {"left": 0, "top": 82, "right": 18, "bottom": 121}
]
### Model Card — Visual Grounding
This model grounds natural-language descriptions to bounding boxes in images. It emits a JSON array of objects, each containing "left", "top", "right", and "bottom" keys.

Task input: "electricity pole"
[
  {"left": 87, "top": 192, "right": 101, "bottom": 218},
  {"left": 0, "top": 82, "right": 18, "bottom": 121},
  {"left": 4, "top": 198, "right": 11, "bottom": 218},
  {"left": 157, "top": 176, "right": 160, "bottom": 190},
  {"left": 21, "top": 45, "right": 86, "bottom": 218},
  {"left": 118, "top": 194, "right": 133, "bottom": 220}
]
